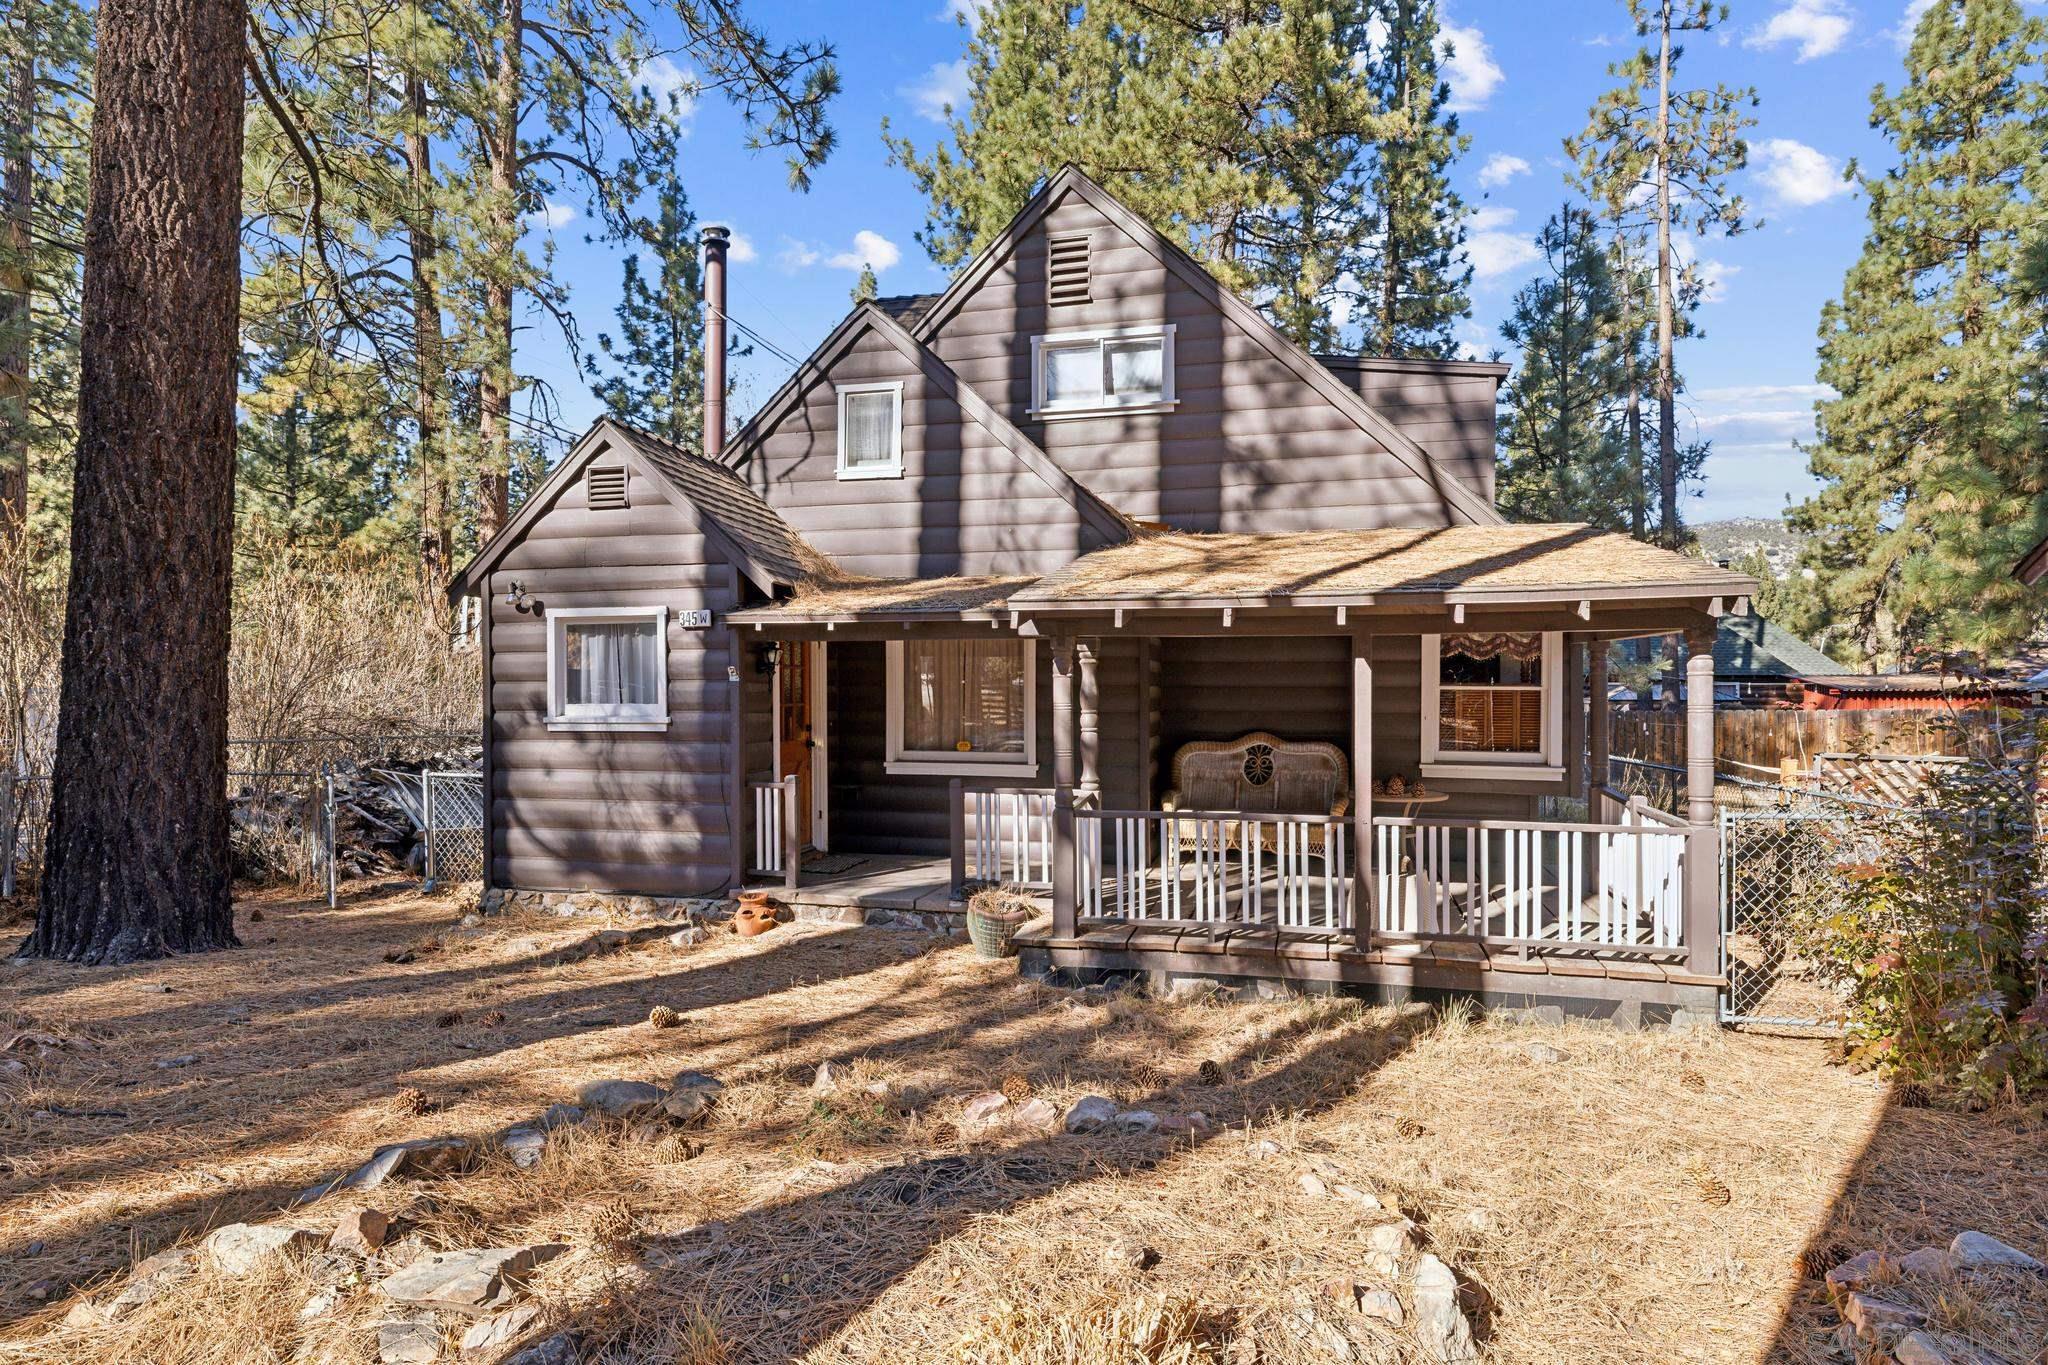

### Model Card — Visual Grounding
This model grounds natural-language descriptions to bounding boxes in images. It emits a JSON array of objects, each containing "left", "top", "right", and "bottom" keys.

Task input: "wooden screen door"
[{"left": 777, "top": 644, "right": 818, "bottom": 850}]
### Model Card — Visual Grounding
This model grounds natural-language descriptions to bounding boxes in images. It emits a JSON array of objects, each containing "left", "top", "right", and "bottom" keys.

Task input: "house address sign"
[{"left": 678, "top": 609, "right": 714, "bottom": 630}]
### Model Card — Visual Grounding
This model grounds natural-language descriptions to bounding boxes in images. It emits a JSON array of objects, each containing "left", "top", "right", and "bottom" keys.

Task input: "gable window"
[
  {"left": 546, "top": 606, "right": 669, "bottom": 731},
  {"left": 836, "top": 381, "right": 903, "bottom": 479},
  {"left": 1030, "top": 325, "right": 1176, "bottom": 419},
  {"left": 1419, "top": 632, "right": 1563, "bottom": 779},
  {"left": 885, "top": 638, "right": 1036, "bottom": 777}
]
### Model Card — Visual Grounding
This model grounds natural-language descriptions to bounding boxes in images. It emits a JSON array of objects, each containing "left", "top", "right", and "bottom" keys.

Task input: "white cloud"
[
  {"left": 1688, "top": 383, "right": 1834, "bottom": 517},
  {"left": 523, "top": 202, "right": 576, "bottom": 232},
  {"left": 777, "top": 239, "right": 821, "bottom": 271},
  {"left": 1477, "top": 153, "right": 1530, "bottom": 189},
  {"left": 1889, "top": 0, "right": 1936, "bottom": 47},
  {"left": 1437, "top": 22, "right": 1503, "bottom": 112},
  {"left": 826, "top": 230, "right": 901, "bottom": 273},
  {"left": 1752, "top": 137, "right": 1851, "bottom": 207},
  {"left": 1673, "top": 236, "right": 1739, "bottom": 304},
  {"left": 902, "top": 58, "right": 970, "bottom": 123},
  {"left": 634, "top": 55, "right": 698, "bottom": 107},
  {"left": 1464, "top": 206, "right": 1539, "bottom": 280},
  {"left": 725, "top": 230, "right": 757, "bottom": 264},
  {"left": 1466, "top": 205, "right": 1517, "bottom": 233},
  {"left": 938, "top": 0, "right": 989, "bottom": 27},
  {"left": 1745, "top": 0, "right": 1853, "bottom": 61}
]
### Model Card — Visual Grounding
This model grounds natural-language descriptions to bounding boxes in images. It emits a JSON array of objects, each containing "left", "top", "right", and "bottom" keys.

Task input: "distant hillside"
[{"left": 1693, "top": 517, "right": 1809, "bottom": 578}]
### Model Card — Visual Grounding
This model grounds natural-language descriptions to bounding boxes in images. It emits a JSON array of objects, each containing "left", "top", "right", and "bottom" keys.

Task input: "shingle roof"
[
  {"left": 1712, "top": 607, "right": 1845, "bottom": 679},
  {"left": 613, "top": 423, "right": 847, "bottom": 588},
  {"left": 871, "top": 293, "right": 941, "bottom": 329},
  {"left": 1008, "top": 526, "right": 1753, "bottom": 606},
  {"left": 728, "top": 574, "right": 1032, "bottom": 622}
]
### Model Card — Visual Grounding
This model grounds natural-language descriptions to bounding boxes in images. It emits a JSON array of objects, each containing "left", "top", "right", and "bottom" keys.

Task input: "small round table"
[{"left": 1369, "top": 788, "right": 1450, "bottom": 819}]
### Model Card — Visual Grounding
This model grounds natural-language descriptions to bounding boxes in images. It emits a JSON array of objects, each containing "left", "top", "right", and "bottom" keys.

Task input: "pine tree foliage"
[
  {"left": 586, "top": 162, "right": 707, "bottom": 449},
  {"left": 1790, "top": 0, "right": 2048, "bottom": 664}
]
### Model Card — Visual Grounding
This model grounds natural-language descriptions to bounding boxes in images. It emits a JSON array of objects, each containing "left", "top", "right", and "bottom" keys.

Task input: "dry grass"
[{"left": 1, "top": 881, "right": 2042, "bottom": 1364}]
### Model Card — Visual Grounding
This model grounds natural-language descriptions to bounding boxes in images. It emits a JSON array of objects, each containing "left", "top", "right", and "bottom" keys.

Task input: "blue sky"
[{"left": 518, "top": 0, "right": 1952, "bottom": 524}]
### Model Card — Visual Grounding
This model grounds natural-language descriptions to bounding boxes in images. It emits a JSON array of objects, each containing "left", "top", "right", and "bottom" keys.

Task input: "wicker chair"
[{"left": 1159, "top": 732, "right": 1351, "bottom": 857}]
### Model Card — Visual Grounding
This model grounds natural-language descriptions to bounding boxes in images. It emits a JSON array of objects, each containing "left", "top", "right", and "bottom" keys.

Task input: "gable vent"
[
  {"left": 1047, "top": 232, "right": 1091, "bottom": 308},
  {"left": 586, "top": 465, "right": 630, "bottom": 510}
]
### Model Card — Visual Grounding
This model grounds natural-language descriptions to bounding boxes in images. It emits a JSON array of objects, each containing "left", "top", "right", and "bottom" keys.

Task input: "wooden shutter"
[
  {"left": 1046, "top": 232, "right": 1091, "bottom": 308},
  {"left": 586, "top": 465, "right": 629, "bottom": 510}
]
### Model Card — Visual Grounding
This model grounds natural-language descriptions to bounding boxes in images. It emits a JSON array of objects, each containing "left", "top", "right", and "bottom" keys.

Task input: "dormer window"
[
  {"left": 1029, "top": 325, "right": 1176, "bottom": 420},
  {"left": 835, "top": 381, "right": 903, "bottom": 480}
]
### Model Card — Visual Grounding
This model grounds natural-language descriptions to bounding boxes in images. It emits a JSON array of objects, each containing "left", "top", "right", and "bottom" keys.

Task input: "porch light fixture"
[
  {"left": 504, "top": 580, "right": 532, "bottom": 614},
  {"left": 755, "top": 642, "right": 780, "bottom": 677}
]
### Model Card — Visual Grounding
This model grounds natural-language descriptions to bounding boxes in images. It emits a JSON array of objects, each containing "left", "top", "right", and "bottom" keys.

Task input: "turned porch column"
[
  {"left": 1683, "top": 631, "right": 1719, "bottom": 978},
  {"left": 1050, "top": 636, "right": 1078, "bottom": 938},
  {"left": 1563, "top": 635, "right": 1588, "bottom": 798},
  {"left": 1588, "top": 644, "right": 1611, "bottom": 817},
  {"left": 1076, "top": 638, "right": 1100, "bottom": 804},
  {"left": 1351, "top": 629, "right": 1374, "bottom": 952}
]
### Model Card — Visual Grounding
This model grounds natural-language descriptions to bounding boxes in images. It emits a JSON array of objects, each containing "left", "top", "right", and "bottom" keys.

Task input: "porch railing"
[
  {"left": 1074, "top": 808, "right": 1353, "bottom": 931},
  {"left": 949, "top": 781, "right": 1055, "bottom": 890},
  {"left": 749, "top": 774, "right": 799, "bottom": 890}
]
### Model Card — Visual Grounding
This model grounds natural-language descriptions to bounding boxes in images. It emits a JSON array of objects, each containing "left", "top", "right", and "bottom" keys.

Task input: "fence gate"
[
  {"left": 423, "top": 769, "right": 486, "bottom": 890},
  {"left": 1719, "top": 804, "right": 1877, "bottom": 1031}
]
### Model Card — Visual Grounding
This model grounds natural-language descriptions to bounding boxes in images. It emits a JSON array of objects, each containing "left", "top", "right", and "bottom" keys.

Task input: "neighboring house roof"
[
  {"left": 447, "top": 418, "right": 839, "bottom": 600},
  {"left": 1713, "top": 607, "right": 1845, "bottom": 680},
  {"left": 1792, "top": 673, "right": 2034, "bottom": 696}
]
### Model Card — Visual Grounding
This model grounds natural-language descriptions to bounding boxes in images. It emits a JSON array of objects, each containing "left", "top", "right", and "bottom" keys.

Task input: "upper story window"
[
  {"left": 1419, "top": 631, "right": 1564, "bottom": 779},
  {"left": 546, "top": 606, "right": 670, "bottom": 731},
  {"left": 1029, "top": 324, "right": 1176, "bottom": 420},
  {"left": 836, "top": 381, "right": 903, "bottom": 480}
]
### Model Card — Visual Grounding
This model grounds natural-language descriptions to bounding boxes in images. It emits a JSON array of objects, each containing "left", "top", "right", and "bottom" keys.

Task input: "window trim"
[
  {"left": 883, "top": 638, "right": 1038, "bottom": 778},
  {"left": 1418, "top": 631, "right": 1565, "bottom": 781},
  {"left": 1028, "top": 323, "right": 1177, "bottom": 421},
  {"left": 834, "top": 380, "right": 904, "bottom": 480},
  {"left": 544, "top": 605, "right": 671, "bottom": 732}
]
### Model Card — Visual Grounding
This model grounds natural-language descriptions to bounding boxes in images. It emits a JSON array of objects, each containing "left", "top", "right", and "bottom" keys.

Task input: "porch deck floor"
[{"left": 745, "top": 854, "right": 991, "bottom": 915}]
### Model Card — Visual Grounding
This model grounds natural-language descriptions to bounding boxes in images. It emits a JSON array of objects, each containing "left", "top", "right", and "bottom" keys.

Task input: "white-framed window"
[
  {"left": 835, "top": 381, "right": 903, "bottom": 480},
  {"left": 884, "top": 638, "right": 1037, "bottom": 777},
  {"left": 1419, "top": 631, "right": 1564, "bottom": 779},
  {"left": 1028, "top": 324, "right": 1176, "bottom": 419},
  {"left": 545, "top": 606, "right": 670, "bottom": 731}
]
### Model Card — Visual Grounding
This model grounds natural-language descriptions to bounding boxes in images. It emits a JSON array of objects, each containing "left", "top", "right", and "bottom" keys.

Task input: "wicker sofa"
[{"left": 1159, "top": 732, "right": 1351, "bottom": 856}]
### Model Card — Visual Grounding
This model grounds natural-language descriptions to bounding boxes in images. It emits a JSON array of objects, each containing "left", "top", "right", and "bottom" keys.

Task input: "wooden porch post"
[
  {"left": 1588, "top": 644, "right": 1610, "bottom": 817},
  {"left": 1564, "top": 636, "right": 1587, "bottom": 798},
  {"left": 1683, "top": 633, "right": 1719, "bottom": 977},
  {"left": 1351, "top": 630, "right": 1374, "bottom": 951},
  {"left": 1050, "top": 637, "right": 1078, "bottom": 939},
  {"left": 1076, "top": 638, "right": 1100, "bottom": 804},
  {"left": 948, "top": 777, "right": 966, "bottom": 900}
]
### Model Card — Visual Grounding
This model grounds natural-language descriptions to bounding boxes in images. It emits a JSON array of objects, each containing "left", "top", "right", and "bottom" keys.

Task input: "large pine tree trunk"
[
  {"left": 1653, "top": 0, "right": 1680, "bottom": 549},
  {"left": 27, "top": 0, "right": 243, "bottom": 963},
  {"left": 475, "top": 0, "right": 519, "bottom": 544},
  {"left": 0, "top": 44, "right": 31, "bottom": 526},
  {"left": 406, "top": 73, "right": 450, "bottom": 611}
]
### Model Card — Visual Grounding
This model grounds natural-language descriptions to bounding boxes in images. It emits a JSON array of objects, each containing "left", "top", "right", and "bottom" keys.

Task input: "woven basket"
[{"left": 966, "top": 889, "right": 1033, "bottom": 959}]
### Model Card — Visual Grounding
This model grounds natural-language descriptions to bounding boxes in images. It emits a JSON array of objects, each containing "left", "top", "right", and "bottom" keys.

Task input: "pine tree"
[
  {"left": 586, "top": 166, "right": 706, "bottom": 449},
  {"left": 1495, "top": 206, "right": 1632, "bottom": 527},
  {"left": 1790, "top": 0, "right": 2048, "bottom": 664},
  {"left": 850, "top": 263, "right": 878, "bottom": 304},
  {"left": 886, "top": 0, "right": 1396, "bottom": 349},
  {"left": 1568, "top": 0, "right": 1756, "bottom": 548},
  {"left": 1351, "top": 0, "right": 1470, "bottom": 358}
]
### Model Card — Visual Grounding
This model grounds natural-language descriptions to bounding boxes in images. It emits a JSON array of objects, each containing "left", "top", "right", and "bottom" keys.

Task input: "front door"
[{"left": 777, "top": 644, "right": 817, "bottom": 849}]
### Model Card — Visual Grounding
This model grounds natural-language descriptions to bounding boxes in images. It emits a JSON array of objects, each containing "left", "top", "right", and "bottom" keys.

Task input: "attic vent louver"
[
  {"left": 586, "top": 465, "right": 629, "bottom": 510},
  {"left": 1047, "top": 232, "right": 1091, "bottom": 308}
]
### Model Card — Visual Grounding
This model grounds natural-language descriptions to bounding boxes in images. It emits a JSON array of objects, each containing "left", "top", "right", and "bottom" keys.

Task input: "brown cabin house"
[{"left": 452, "top": 168, "right": 1756, "bottom": 1019}]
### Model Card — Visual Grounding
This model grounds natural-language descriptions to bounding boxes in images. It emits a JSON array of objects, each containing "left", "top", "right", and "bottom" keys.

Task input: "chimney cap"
[{"left": 700, "top": 223, "right": 732, "bottom": 246}]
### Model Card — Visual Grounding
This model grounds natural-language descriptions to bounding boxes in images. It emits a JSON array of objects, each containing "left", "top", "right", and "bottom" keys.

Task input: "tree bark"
[
  {"left": 27, "top": 0, "right": 243, "bottom": 962},
  {"left": 1653, "top": 0, "right": 1679, "bottom": 549},
  {"left": 0, "top": 40, "right": 31, "bottom": 528},
  {"left": 475, "top": 0, "right": 519, "bottom": 544},
  {"left": 406, "top": 71, "right": 450, "bottom": 612}
]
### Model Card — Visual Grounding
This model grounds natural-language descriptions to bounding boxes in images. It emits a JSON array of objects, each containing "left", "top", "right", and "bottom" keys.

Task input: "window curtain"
[
  {"left": 1444, "top": 632, "right": 1543, "bottom": 664},
  {"left": 567, "top": 620, "right": 659, "bottom": 707},
  {"left": 844, "top": 391, "right": 896, "bottom": 467},
  {"left": 904, "top": 639, "right": 1025, "bottom": 754}
]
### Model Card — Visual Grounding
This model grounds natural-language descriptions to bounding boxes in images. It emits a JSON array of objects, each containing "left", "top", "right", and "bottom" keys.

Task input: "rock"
[
  {"left": 1253, "top": 1138, "right": 1285, "bottom": 1159},
  {"left": 1897, "top": 1246, "right": 1957, "bottom": 1279},
  {"left": 203, "top": 1222, "right": 324, "bottom": 1276},
  {"left": 538, "top": 1104, "right": 585, "bottom": 1132},
  {"left": 504, "top": 1332, "right": 581, "bottom": 1365},
  {"left": 667, "top": 926, "right": 709, "bottom": 947},
  {"left": 1300, "top": 1173, "right": 1331, "bottom": 1198},
  {"left": 1159, "top": 1111, "right": 1213, "bottom": 1136},
  {"left": 1839, "top": 1292, "right": 1924, "bottom": 1336},
  {"left": 624, "top": 896, "right": 659, "bottom": 918},
  {"left": 1892, "top": 1333, "right": 1959, "bottom": 1365},
  {"left": 1333, "top": 1183, "right": 1381, "bottom": 1211},
  {"left": 810, "top": 1061, "right": 843, "bottom": 1093},
  {"left": 1366, "top": 1221, "right": 1419, "bottom": 1258},
  {"left": 960, "top": 1092, "right": 1010, "bottom": 1127},
  {"left": 26, "top": 1281, "right": 51, "bottom": 1302},
  {"left": 298, "top": 1286, "right": 344, "bottom": 1321},
  {"left": 1458, "top": 1209, "right": 1499, "bottom": 1236},
  {"left": 1063, "top": 1096, "right": 1119, "bottom": 1134},
  {"left": 320, "top": 1136, "right": 476, "bottom": 1198},
  {"left": 378, "top": 1244, "right": 568, "bottom": 1315},
  {"left": 376, "top": 1315, "right": 442, "bottom": 1364},
  {"left": 658, "top": 1089, "right": 714, "bottom": 1127},
  {"left": 1012, "top": 1098, "right": 1060, "bottom": 1131},
  {"left": 1948, "top": 1230, "right": 2044, "bottom": 1273},
  {"left": 1524, "top": 1042, "right": 1567, "bottom": 1065},
  {"left": 669, "top": 1070, "right": 724, "bottom": 1097},
  {"left": 1357, "top": 1288, "right": 1403, "bottom": 1325},
  {"left": 155, "top": 1054, "right": 199, "bottom": 1070},
  {"left": 576, "top": 1080, "right": 664, "bottom": 1120},
  {"left": 502, "top": 1128, "right": 547, "bottom": 1170},
  {"left": 460, "top": 1303, "right": 543, "bottom": 1353},
  {"left": 1112, "top": 1109, "right": 1160, "bottom": 1135},
  {"left": 329, "top": 1207, "right": 392, "bottom": 1255},
  {"left": 1667, "top": 1008, "right": 1714, "bottom": 1033},
  {"left": 1103, "top": 1235, "right": 1159, "bottom": 1272},
  {"left": 106, "top": 1248, "right": 198, "bottom": 1318},
  {"left": 1410, "top": 1254, "right": 1478, "bottom": 1363},
  {"left": 1824, "top": 1250, "right": 1888, "bottom": 1299}
]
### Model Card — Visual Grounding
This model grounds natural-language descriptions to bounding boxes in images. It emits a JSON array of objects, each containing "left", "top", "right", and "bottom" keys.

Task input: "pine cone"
[
  {"left": 926, "top": 1119, "right": 959, "bottom": 1147},
  {"left": 1131, "top": 1061, "right": 1170, "bottom": 1091},
  {"left": 1395, "top": 1116, "right": 1428, "bottom": 1140},
  {"left": 652, "top": 1134, "right": 700, "bottom": 1165},
  {"left": 1797, "top": 1241, "right": 1851, "bottom": 1281},
  {"left": 1687, "top": 1161, "right": 1732, "bottom": 1207},
  {"left": 587, "top": 1199, "right": 640, "bottom": 1250},
  {"left": 1196, "top": 1059, "right": 1224, "bottom": 1086},
  {"left": 433, "top": 1011, "right": 462, "bottom": 1029},
  {"left": 393, "top": 1086, "right": 433, "bottom": 1115},
  {"left": 1893, "top": 1083, "right": 1929, "bottom": 1109},
  {"left": 648, "top": 1004, "right": 682, "bottom": 1030},
  {"left": 999, "top": 1073, "right": 1033, "bottom": 1102},
  {"left": 1679, "top": 1066, "right": 1707, "bottom": 1093},
  {"left": 247, "top": 907, "right": 265, "bottom": 924},
  {"left": 480, "top": 1009, "right": 508, "bottom": 1027}
]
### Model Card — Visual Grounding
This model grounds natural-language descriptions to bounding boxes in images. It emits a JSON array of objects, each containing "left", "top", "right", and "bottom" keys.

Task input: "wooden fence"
[{"left": 1609, "top": 706, "right": 2000, "bottom": 776}]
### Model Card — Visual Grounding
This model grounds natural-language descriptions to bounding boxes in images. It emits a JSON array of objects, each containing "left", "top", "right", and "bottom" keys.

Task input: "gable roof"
[
  {"left": 904, "top": 165, "right": 1506, "bottom": 529},
  {"left": 1713, "top": 606, "right": 1846, "bottom": 680},
  {"left": 872, "top": 293, "right": 941, "bottom": 329},
  {"left": 447, "top": 418, "right": 840, "bottom": 601}
]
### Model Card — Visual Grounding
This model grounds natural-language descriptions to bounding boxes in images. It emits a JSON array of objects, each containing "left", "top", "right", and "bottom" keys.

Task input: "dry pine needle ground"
[{"left": 0, "top": 880, "right": 2043, "bottom": 1363}]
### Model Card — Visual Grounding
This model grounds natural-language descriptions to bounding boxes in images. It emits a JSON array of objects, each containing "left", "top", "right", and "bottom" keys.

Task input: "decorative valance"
[{"left": 1444, "top": 631, "right": 1543, "bottom": 663}]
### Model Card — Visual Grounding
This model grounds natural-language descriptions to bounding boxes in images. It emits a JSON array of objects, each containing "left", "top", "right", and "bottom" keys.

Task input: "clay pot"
[{"left": 733, "top": 894, "right": 780, "bottom": 937}]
